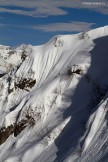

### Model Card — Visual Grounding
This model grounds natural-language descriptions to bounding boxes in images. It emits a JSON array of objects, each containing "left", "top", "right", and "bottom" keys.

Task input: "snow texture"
[{"left": 0, "top": 26, "right": 108, "bottom": 162}]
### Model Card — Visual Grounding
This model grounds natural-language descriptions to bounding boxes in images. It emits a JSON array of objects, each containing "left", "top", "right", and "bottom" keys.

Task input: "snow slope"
[{"left": 0, "top": 26, "right": 108, "bottom": 162}]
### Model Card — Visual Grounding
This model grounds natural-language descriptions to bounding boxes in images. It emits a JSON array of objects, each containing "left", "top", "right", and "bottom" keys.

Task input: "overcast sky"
[{"left": 0, "top": 0, "right": 108, "bottom": 46}]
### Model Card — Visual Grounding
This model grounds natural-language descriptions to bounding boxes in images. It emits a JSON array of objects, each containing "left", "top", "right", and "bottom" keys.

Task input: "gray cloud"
[
  {"left": 0, "top": 0, "right": 108, "bottom": 17},
  {"left": 0, "top": 21, "right": 95, "bottom": 32},
  {"left": 29, "top": 22, "right": 95, "bottom": 32},
  {"left": 0, "top": 23, "right": 8, "bottom": 27},
  {"left": 0, "top": 7, "right": 35, "bottom": 17}
]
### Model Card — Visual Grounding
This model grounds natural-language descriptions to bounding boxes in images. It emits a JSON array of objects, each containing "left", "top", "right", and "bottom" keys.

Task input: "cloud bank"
[
  {"left": 0, "top": 21, "right": 95, "bottom": 32},
  {"left": 30, "top": 22, "right": 95, "bottom": 32},
  {"left": 0, "top": 0, "right": 108, "bottom": 17}
]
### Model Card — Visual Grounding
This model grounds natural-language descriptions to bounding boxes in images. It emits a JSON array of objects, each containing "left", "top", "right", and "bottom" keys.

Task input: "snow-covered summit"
[{"left": 0, "top": 26, "right": 108, "bottom": 162}]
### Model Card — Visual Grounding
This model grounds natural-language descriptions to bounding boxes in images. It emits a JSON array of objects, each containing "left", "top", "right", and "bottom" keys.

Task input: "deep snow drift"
[{"left": 0, "top": 26, "right": 108, "bottom": 162}]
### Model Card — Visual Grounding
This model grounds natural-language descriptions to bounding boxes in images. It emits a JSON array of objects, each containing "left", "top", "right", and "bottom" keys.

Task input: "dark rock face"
[
  {"left": 0, "top": 114, "right": 35, "bottom": 144},
  {"left": 0, "top": 125, "right": 14, "bottom": 145},
  {"left": 15, "top": 78, "right": 36, "bottom": 90}
]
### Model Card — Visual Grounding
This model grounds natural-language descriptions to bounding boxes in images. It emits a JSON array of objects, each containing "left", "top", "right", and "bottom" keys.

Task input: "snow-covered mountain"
[{"left": 0, "top": 26, "right": 108, "bottom": 162}]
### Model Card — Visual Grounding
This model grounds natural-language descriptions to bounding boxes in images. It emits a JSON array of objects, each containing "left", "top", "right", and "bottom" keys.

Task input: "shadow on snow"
[{"left": 54, "top": 35, "right": 108, "bottom": 162}]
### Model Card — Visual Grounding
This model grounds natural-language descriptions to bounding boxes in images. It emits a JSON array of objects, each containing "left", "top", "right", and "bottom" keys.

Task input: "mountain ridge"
[{"left": 0, "top": 26, "right": 108, "bottom": 162}]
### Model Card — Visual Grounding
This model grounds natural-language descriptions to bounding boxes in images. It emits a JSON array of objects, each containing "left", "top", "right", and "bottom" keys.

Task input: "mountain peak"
[{"left": 0, "top": 26, "right": 108, "bottom": 162}]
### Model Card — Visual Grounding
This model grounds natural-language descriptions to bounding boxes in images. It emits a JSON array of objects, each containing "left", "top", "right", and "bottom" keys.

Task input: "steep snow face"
[{"left": 0, "top": 26, "right": 108, "bottom": 162}]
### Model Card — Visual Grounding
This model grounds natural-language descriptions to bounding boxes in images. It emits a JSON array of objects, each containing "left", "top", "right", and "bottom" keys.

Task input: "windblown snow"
[{"left": 0, "top": 26, "right": 108, "bottom": 162}]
